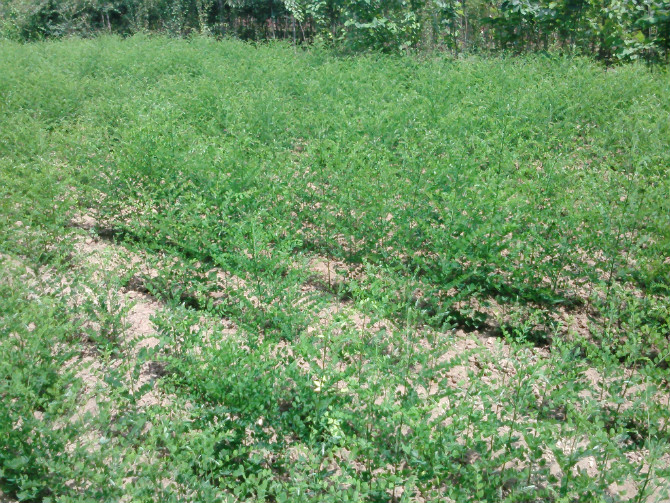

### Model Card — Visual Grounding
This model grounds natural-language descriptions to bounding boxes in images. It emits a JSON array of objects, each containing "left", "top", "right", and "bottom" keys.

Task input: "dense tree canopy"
[{"left": 1, "top": 0, "right": 668, "bottom": 61}]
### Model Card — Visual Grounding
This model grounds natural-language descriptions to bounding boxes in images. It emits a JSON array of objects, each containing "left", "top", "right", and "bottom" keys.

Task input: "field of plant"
[{"left": 1, "top": 36, "right": 669, "bottom": 502}]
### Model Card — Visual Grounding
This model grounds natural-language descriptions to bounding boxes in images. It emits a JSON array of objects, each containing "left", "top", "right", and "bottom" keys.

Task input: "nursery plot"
[{"left": 1, "top": 36, "right": 670, "bottom": 502}]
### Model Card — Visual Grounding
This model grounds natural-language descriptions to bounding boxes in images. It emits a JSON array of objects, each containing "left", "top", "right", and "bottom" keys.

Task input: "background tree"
[{"left": 1, "top": 0, "right": 669, "bottom": 61}]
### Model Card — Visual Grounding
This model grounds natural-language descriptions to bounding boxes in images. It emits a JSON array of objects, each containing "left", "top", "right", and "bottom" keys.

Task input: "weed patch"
[{"left": 1, "top": 37, "right": 669, "bottom": 502}]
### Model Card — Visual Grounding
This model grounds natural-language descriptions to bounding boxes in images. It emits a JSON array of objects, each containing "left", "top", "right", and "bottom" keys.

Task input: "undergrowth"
[{"left": 1, "top": 36, "right": 669, "bottom": 502}]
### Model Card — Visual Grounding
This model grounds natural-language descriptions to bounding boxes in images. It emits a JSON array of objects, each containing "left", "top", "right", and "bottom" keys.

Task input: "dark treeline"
[{"left": 1, "top": 0, "right": 669, "bottom": 62}]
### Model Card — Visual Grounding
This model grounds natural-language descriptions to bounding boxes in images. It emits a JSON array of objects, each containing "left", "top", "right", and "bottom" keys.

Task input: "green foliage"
[
  {"left": 484, "top": 0, "right": 670, "bottom": 61},
  {"left": 1, "top": 37, "right": 669, "bottom": 501},
  {"left": 0, "top": 264, "right": 84, "bottom": 500},
  {"left": 2, "top": 0, "right": 670, "bottom": 61}
]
